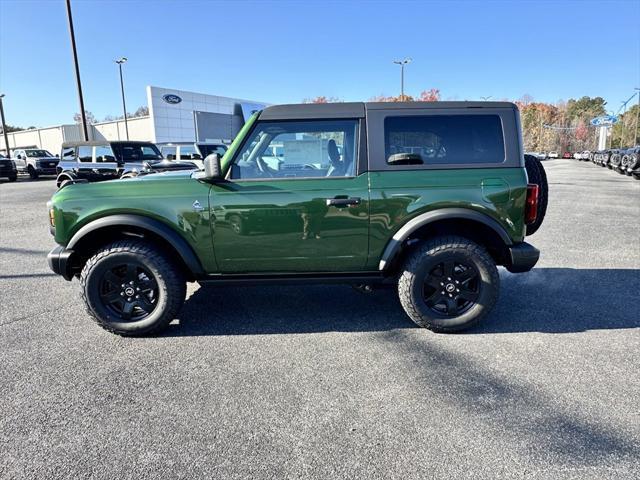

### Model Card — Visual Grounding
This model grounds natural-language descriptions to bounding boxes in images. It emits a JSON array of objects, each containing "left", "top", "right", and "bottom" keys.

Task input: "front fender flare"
[
  {"left": 67, "top": 214, "right": 205, "bottom": 276},
  {"left": 378, "top": 208, "right": 513, "bottom": 270}
]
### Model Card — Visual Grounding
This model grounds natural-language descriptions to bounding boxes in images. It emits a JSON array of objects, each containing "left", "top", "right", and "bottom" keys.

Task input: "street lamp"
[
  {"left": 0, "top": 94, "right": 10, "bottom": 155},
  {"left": 65, "top": 0, "right": 89, "bottom": 141},
  {"left": 115, "top": 57, "right": 129, "bottom": 140},
  {"left": 393, "top": 58, "right": 412, "bottom": 100}
]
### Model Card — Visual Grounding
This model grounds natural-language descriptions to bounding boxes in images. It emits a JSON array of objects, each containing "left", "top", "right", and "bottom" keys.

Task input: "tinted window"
[
  {"left": 385, "top": 115, "right": 505, "bottom": 165},
  {"left": 62, "top": 147, "right": 76, "bottom": 159},
  {"left": 78, "top": 146, "right": 93, "bottom": 162},
  {"left": 25, "top": 149, "right": 54, "bottom": 157},
  {"left": 231, "top": 120, "right": 358, "bottom": 180},
  {"left": 94, "top": 145, "right": 116, "bottom": 162},
  {"left": 113, "top": 143, "right": 162, "bottom": 161}
]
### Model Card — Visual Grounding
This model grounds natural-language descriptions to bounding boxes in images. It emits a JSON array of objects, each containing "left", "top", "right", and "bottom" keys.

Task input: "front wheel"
[
  {"left": 28, "top": 166, "right": 39, "bottom": 180},
  {"left": 80, "top": 240, "right": 186, "bottom": 336},
  {"left": 397, "top": 236, "right": 499, "bottom": 332}
]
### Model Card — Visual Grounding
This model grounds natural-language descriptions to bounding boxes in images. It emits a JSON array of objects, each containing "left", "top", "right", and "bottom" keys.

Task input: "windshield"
[
  {"left": 112, "top": 143, "right": 163, "bottom": 161},
  {"left": 25, "top": 149, "right": 54, "bottom": 157}
]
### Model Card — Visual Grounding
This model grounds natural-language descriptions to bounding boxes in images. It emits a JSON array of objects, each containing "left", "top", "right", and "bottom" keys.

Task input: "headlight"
[{"left": 49, "top": 208, "right": 55, "bottom": 227}]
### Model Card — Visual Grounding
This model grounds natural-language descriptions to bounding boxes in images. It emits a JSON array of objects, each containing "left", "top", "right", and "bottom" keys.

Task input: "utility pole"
[
  {"left": 393, "top": 58, "right": 412, "bottom": 100},
  {"left": 65, "top": 0, "right": 89, "bottom": 141},
  {"left": 115, "top": 57, "right": 129, "bottom": 140},
  {"left": 0, "top": 94, "right": 10, "bottom": 155}
]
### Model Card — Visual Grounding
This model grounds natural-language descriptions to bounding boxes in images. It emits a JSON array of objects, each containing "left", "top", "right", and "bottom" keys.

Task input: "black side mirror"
[
  {"left": 387, "top": 153, "right": 424, "bottom": 165},
  {"left": 204, "top": 153, "right": 222, "bottom": 179}
]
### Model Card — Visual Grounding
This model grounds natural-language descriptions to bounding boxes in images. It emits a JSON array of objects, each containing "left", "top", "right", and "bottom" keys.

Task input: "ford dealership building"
[{"left": 0, "top": 86, "right": 269, "bottom": 155}]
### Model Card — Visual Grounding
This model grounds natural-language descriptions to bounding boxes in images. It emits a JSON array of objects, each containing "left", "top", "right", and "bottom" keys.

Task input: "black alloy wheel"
[
  {"left": 98, "top": 262, "right": 159, "bottom": 321},
  {"left": 423, "top": 257, "right": 480, "bottom": 317}
]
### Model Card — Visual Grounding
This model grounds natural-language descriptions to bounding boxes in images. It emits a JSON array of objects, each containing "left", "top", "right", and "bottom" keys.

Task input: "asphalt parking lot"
[{"left": 1, "top": 160, "right": 639, "bottom": 479}]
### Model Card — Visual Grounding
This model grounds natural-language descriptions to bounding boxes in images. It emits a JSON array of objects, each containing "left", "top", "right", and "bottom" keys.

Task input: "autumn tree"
[
  {"left": 303, "top": 96, "right": 342, "bottom": 104},
  {"left": 418, "top": 89, "right": 440, "bottom": 102},
  {"left": 73, "top": 110, "right": 96, "bottom": 125},
  {"left": 610, "top": 104, "right": 639, "bottom": 148}
]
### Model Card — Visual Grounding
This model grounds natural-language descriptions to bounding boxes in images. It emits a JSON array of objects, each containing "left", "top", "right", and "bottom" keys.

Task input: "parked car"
[
  {"left": 608, "top": 149, "right": 625, "bottom": 172},
  {"left": 526, "top": 152, "right": 546, "bottom": 161},
  {"left": 562, "top": 152, "right": 572, "bottom": 159},
  {"left": 12, "top": 148, "right": 59, "bottom": 179},
  {"left": 55, "top": 141, "right": 198, "bottom": 188},
  {"left": 621, "top": 147, "right": 639, "bottom": 176},
  {"left": 580, "top": 150, "right": 591, "bottom": 161},
  {"left": 548, "top": 151, "right": 559, "bottom": 159},
  {"left": 158, "top": 142, "right": 228, "bottom": 169},
  {"left": 0, "top": 153, "right": 18, "bottom": 182},
  {"left": 47, "top": 101, "right": 547, "bottom": 336}
]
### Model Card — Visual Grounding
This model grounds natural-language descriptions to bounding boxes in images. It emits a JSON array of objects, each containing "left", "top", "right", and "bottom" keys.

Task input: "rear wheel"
[
  {"left": 80, "top": 240, "right": 186, "bottom": 336},
  {"left": 398, "top": 236, "right": 499, "bottom": 333},
  {"left": 8, "top": 174, "right": 17, "bottom": 182},
  {"left": 524, "top": 154, "right": 548, "bottom": 236}
]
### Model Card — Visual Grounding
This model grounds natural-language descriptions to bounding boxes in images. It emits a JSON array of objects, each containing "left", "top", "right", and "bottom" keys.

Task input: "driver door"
[{"left": 209, "top": 118, "right": 369, "bottom": 273}]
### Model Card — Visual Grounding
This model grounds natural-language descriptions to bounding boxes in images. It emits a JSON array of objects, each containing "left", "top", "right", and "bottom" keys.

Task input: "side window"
[
  {"left": 384, "top": 115, "right": 505, "bottom": 166},
  {"left": 94, "top": 145, "right": 116, "bottom": 162},
  {"left": 62, "top": 147, "right": 76, "bottom": 160},
  {"left": 77, "top": 146, "right": 93, "bottom": 162},
  {"left": 231, "top": 119, "right": 358, "bottom": 180},
  {"left": 161, "top": 146, "right": 177, "bottom": 160},
  {"left": 180, "top": 145, "right": 200, "bottom": 160}
]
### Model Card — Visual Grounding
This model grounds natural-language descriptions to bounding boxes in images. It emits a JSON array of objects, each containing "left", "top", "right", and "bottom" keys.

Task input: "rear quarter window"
[{"left": 384, "top": 115, "right": 505, "bottom": 166}]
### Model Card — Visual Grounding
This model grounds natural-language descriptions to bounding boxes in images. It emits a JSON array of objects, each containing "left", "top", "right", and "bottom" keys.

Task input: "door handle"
[{"left": 325, "top": 197, "right": 361, "bottom": 207}]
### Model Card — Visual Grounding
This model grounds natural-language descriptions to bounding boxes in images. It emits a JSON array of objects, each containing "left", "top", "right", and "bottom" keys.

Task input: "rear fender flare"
[{"left": 378, "top": 208, "right": 513, "bottom": 270}]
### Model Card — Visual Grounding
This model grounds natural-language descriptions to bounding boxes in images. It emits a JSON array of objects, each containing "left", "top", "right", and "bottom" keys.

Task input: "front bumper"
[
  {"left": 0, "top": 165, "right": 17, "bottom": 177},
  {"left": 506, "top": 242, "right": 539, "bottom": 273},
  {"left": 47, "top": 245, "right": 75, "bottom": 281},
  {"left": 37, "top": 167, "right": 58, "bottom": 175}
]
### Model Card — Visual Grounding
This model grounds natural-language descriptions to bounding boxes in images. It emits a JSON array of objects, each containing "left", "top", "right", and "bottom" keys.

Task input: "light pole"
[
  {"left": 115, "top": 57, "right": 129, "bottom": 140},
  {"left": 634, "top": 88, "right": 640, "bottom": 146},
  {"left": 0, "top": 94, "right": 10, "bottom": 155},
  {"left": 620, "top": 100, "right": 628, "bottom": 147},
  {"left": 393, "top": 58, "right": 412, "bottom": 100},
  {"left": 65, "top": 0, "right": 89, "bottom": 141}
]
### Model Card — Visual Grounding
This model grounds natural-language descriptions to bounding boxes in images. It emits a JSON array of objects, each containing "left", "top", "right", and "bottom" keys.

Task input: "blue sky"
[{"left": 1, "top": 0, "right": 639, "bottom": 127}]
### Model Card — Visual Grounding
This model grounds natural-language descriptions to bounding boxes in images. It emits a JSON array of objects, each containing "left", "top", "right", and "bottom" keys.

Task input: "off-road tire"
[
  {"left": 398, "top": 236, "right": 499, "bottom": 333},
  {"left": 28, "top": 166, "right": 39, "bottom": 180},
  {"left": 80, "top": 240, "right": 186, "bottom": 336},
  {"left": 524, "top": 154, "right": 548, "bottom": 236}
]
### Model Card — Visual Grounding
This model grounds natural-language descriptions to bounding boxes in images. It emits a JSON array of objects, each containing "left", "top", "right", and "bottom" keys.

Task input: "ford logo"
[
  {"left": 162, "top": 94, "right": 182, "bottom": 105},
  {"left": 590, "top": 115, "right": 618, "bottom": 127}
]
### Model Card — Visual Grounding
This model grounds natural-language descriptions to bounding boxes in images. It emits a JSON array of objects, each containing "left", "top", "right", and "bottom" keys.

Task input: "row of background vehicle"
[
  {"left": 0, "top": 140, "right": 229, "bottom": 186},
  {"left": 580, "top": 146, "right": 640, "bottom": 179}
]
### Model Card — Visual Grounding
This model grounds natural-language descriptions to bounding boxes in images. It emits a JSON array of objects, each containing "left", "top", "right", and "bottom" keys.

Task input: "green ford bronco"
[{"left": 47, "top": 102, "right": 547, "bottom": 336}]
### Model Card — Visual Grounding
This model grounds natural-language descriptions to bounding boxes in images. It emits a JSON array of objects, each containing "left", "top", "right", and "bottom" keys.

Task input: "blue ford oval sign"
[
  {"left": 590, "top": 115, "right": 618, "bottom": 126},
  {"left": 162, "top": 94, "right": 182, "bottom": 105}
]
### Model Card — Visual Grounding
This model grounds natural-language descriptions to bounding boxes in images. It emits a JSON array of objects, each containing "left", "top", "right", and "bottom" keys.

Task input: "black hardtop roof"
[
  {"left": 61, "top": 140, "right": 157, "bottom": 148},
  {"left": 260, "top": 101, "right": 518, "bottom": 120}
]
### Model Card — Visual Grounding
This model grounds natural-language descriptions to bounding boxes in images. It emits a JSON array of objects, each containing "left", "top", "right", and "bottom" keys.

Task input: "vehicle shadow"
[
  {"left": 482, "top": 268, "right": 640, "bottom": 334},
  {"left": 166, "top": 268, "right": 640, "bottom": 336}
]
